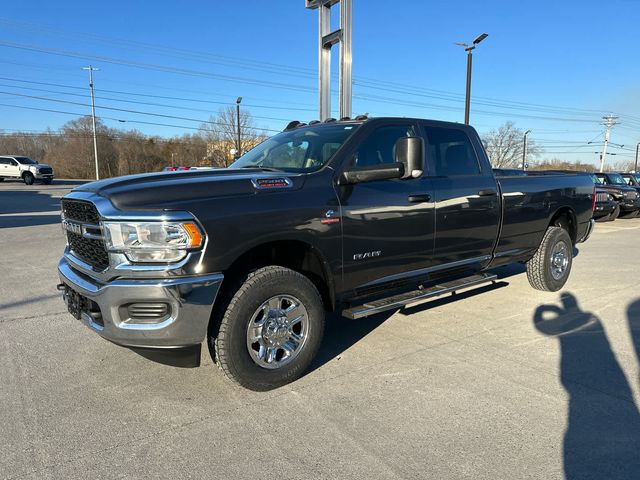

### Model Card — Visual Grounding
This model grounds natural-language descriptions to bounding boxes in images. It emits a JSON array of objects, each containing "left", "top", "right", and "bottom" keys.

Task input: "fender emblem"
[{"left": 353, "top": 251, "right": 382, "bottom": 261}]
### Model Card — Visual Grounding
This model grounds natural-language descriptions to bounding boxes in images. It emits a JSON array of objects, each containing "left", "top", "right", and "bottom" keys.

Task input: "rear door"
[
  {"left": 420, "top": 123, "right": 500, "bottom": 269},
  {"left": 338, "top": 121, "right": 435, "bottom": 293}
]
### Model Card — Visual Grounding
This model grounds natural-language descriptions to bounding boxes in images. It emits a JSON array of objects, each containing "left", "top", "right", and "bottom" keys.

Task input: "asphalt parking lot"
[{"left": 1, "top": 179, "right": 640, "bottom": 480}]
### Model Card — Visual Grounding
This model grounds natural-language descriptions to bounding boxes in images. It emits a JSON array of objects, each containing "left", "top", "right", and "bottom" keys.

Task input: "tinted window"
[
  {"left": 0, "top": 158, "right": 7, "bottom": 165},
  {"left": 354, "top": 124, "right": 415, "bottom": 167},
  {"left": 230, "top": 124, "right": 358, "bottom": 172},
  {"left": 422, "top": 126, "right": 480, "bottom": 176},
  {"left": 15, "top": 156, "right": 36, "bottom": 165}
]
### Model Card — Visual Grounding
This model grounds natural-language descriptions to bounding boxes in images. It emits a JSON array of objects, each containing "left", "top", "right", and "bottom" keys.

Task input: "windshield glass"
[
  {"left": 589, "top": 174, "right": 600, "bottom": 184},
  {"left": 607, "top": 173, "right": 626, "bottom": 185},
  {"left": 15, "top": 156, "right": 36, "bottom": 165},
  {"left": 230, "top": 123, "right": 360, "bottom": 172}
]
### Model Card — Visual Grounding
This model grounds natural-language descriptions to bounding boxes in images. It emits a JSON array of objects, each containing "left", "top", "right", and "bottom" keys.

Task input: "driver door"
[{"left": 337, "top": 121, "right": 435, "bottom": 294}]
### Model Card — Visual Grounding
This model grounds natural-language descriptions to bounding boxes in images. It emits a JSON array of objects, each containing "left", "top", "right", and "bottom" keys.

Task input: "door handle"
[
  {"left": 408, "top": 194, "right": 431, "bottom": 203},
  {"left": 478, "top": 188, "right": 497, "bottom": 197}
]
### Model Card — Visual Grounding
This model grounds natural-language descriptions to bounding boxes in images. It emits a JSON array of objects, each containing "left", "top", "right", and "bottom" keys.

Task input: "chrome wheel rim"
[
  {"left": 246, "top": 295, "right": 309, "bottom": 369},
  {"left": 550, "top": 240, "right": 570, "bottom": 280}
]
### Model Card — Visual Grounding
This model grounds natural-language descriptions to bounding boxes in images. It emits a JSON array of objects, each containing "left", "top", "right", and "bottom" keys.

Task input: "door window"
[
  {"left": 423, "top": 126, "right": 480, "bottom": 176},
  {"left": 354, "top": 125, "right": 415, "bottom": 167}
]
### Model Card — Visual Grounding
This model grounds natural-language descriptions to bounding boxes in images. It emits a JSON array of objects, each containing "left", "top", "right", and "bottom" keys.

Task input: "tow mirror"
[
  {"left": 395, "top": 137, "right": 424, "bottom": 179},
  {"left": 340, "top": 163, "right": 404, "bottom": 185}
]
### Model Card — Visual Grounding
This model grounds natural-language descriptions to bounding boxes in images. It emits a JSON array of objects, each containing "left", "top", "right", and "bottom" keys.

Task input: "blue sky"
[{"left": 0, "top": 0, "right": 639, "bottom": 166}]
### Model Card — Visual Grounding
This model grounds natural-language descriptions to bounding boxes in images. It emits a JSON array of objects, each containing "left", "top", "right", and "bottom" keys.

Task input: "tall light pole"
[
  {"left": 236, "top": 96, "right": 242, "bottom": 159},
  {"left": 82, "top": 65, "right": 100, "bottom": 180},
  {"left": 456, "top": 33, "right": 488, "bottom": 125},
  {"left": 522, "top": 130, "right": 531, "bottom": 171}
]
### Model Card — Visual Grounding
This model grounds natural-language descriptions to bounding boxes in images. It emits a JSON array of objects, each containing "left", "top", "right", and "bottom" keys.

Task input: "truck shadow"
[
  {"left": 309, "top": 280, "right": 510, "bottom": 374},
  {"left": 534, "top": 293, "right": 640, "bottom": 480}
]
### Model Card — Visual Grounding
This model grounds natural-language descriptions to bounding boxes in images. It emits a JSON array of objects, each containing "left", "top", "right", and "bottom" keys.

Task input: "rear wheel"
[
  {"left": 23, "top": 173, "right": 34, "bottom": 185},
  {"left": 210, "top": 266, "right": 325, "bottom": 391},
  {"left": 526, "top": 226, "right": 573, "bottom": 292}
]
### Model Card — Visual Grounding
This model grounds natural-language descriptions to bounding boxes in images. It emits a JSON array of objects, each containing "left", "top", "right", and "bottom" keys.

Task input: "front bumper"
[
  {"left": 58, "top": 256, "right": 223, "bottom": 348},
  {"left": 33, "top": 172, "right": 54, "bottom": 180},
  {"left": 593, "top": 200, "right": 616, "bottom": 218},
  {"left": 620, "top": 197, "right": 640, "bottom": 212}
]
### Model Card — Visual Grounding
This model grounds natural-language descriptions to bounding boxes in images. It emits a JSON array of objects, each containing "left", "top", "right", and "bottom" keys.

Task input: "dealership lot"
[{"left": 1, "top": 181, "right": 640, "bottom": 479}]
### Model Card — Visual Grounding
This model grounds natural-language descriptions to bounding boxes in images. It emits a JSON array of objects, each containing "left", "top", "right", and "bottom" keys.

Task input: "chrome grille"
[
  {"left": 624, "top": 191, "right": 638, "bottom": 200},
  {"left": 39, "top": 167, "right": 53, "bottom": 175},
  {"left": 595, "top": 192, "right": 610, "bottom": 202},
  {"left": 61, "top": 199, "right": 109, "bottom": 271}
]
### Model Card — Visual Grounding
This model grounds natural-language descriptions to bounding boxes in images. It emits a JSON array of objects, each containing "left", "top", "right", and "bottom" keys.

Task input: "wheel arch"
[
  {"left": 548, "top": 206, "right": 578, "bottom": 244},
  {"left": 220, "top": 239, "right": 336, "bottom": 312}
]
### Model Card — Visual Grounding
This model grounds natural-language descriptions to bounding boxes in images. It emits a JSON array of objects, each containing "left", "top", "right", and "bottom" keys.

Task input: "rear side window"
[
  {"left": 0, "top": 158, "right": 6, "bottom": 165},
  {"left": 355, "top": 124, "right": 415, "bottom": 167},
  {"left": 422, "top": 126, "right": 480, "bottom": 176}
]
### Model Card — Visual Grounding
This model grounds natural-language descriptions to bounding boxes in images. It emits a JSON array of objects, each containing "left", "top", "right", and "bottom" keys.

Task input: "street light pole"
[
  {"left": 456, "top": 33, "right": 488, "bottom": 125},
  {"left": 82, "top": 65, "right": 100, "bottom": 180},
  {"left": 522, "top": 130, "right": 531, "bottom": 171},
  {"left": 236, "top": 96, "right": 242, "bottom": 159},
  {"left": 635, "top": 142, "right": 640, "bottom": 172}
]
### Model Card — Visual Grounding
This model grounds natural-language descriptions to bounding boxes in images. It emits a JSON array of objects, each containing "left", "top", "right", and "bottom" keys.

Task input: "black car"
[
  {"left": 596, "top": 172, "right": 640, "bottom": 218},
  {"left": 622, "top": 172, "right": 640, "bottom": 189}
]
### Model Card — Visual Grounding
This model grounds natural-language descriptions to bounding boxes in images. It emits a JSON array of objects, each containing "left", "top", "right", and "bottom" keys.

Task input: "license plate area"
[{"left": 65, "top": 286, "right": 85, "bottom": 320}]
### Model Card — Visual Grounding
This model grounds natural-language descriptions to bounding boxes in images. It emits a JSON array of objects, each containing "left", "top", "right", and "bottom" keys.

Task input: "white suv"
[{"left": 0, "top": 155, "right": 54, "bottom": 185}]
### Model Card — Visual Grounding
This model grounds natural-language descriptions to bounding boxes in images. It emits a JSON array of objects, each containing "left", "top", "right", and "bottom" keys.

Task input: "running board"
[{"left": 342, "top": 273, "right": 498, "bottom": 320}]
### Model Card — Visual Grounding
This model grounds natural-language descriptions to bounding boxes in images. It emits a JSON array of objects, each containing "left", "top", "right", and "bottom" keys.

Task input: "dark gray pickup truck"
[{"left": 57, "top": 117, "right": 595, "bottom": 390}]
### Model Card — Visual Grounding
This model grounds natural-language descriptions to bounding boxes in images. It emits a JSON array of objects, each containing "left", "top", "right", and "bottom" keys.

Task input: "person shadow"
[{"left": 534, "top": 293, "right": 640, "bottom": 480}]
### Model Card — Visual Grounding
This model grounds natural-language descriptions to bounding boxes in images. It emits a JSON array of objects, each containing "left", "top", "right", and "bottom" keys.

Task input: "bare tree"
[
  {"left": 199, "top": 106, "right": 266, "bottom": 166},
  {"left": 481, "top": 122, "right": 542, "bottom": 168}
]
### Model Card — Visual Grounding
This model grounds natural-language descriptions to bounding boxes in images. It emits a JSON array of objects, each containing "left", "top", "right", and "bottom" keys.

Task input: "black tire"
[
  {"left": 0, "top": 178, "right": 4, "bottom": 182},
  {"left": 604, "top": 204, "right": 620, "bottom": 221},
  {"left": 211, "top": 266, "right": 325, "bottom": 391},
  {"left": 618, "top": 209, "right": 638, "bottom": 219},
  {"left": 23, "top": 173, "right": 34, "bottom": 185},
  {"left": 42, "top": 178, "right": 52, "bottom": 185},
  {"left": 526, "top": 226, "right": 573, "bottom": 292}
]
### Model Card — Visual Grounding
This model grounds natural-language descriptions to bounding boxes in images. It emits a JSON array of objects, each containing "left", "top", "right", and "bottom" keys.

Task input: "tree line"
[{"left": 0, "top": 106, "right": 267, "bottom": 179}]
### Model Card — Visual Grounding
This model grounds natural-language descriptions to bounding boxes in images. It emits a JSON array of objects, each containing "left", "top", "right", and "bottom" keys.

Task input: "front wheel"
[
  {"left": 526, "top": 226, "right": 573, "bottom": 292},
  {"left": 23, "top": 173, "right": 34, "bottom": 185},
  {"left": 42, "top": 178, "right": 52, "bottom": 185},
  {"left": 211, "top": 266, "right": 325, "bottom": 391}
]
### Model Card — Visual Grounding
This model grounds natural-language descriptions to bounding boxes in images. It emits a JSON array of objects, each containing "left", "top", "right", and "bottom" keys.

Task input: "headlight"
[{"left": 103, "top": 221, "right": 204, "bottom": 263}]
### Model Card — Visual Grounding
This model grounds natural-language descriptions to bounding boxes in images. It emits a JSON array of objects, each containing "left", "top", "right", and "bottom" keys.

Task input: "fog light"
[{"left": 122, "top": 303, "right": 170, "bottom": 324}]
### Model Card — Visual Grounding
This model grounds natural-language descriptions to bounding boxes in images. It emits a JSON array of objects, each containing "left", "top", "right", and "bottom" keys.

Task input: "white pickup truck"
[{"left": 0, "top": 155, "right": 54, "bottom": 185}]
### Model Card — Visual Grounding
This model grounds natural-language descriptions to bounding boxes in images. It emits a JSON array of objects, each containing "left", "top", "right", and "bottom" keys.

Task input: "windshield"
[
  {"left": 230, "top": 123, "right": 360, "bottom": 172},
  {"left": 607, "top": 173, "right": 626, "bottom": 185},
  {"left": 589, "top": 174, "right": 601, "bottom": 184},
  {"left": 15, "top": 156, "right": 36, "bottom": 165}
]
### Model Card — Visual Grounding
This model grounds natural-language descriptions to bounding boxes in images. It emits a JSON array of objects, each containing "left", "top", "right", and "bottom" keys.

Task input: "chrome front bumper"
[{"left": 58, "top": 256, "right": 223, "bottom": 348}]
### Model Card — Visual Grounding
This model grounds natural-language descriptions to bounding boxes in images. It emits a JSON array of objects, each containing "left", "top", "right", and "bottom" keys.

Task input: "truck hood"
[{"left": 72, "top": 168, "right": 305, "bottom": 211}]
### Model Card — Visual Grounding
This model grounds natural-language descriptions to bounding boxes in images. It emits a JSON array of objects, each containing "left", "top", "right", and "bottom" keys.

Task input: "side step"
[{"left": 342, "top": 273, "right": 497, "bottom": 320}]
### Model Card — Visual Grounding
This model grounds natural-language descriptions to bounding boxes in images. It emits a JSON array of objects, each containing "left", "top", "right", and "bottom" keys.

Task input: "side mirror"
[
  {"left": 395, "top": 137, "right": 424, "bottom": 179},
  {"left": 340, "top": 163, "right": 404, "bottom": 185}
]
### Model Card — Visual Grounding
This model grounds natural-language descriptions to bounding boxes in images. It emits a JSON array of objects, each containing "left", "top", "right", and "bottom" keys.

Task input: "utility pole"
[
  {"left": 82, "top": 65, "right": 100, "bottom": 180},
  {"left": 235, "top": 97, "right": 242, "bottom": 159},
  {"left": 635, "top": 142, "right": 639, "bottom": 172},
  {"left": 456, "top": 33, "right": 488, "bottom": 125},
  {"left": 599, "top": 114, "right": 618, "bottom": 173},
  {"left": 522, "top": 130, "right": 531, "bottom": 171}
]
